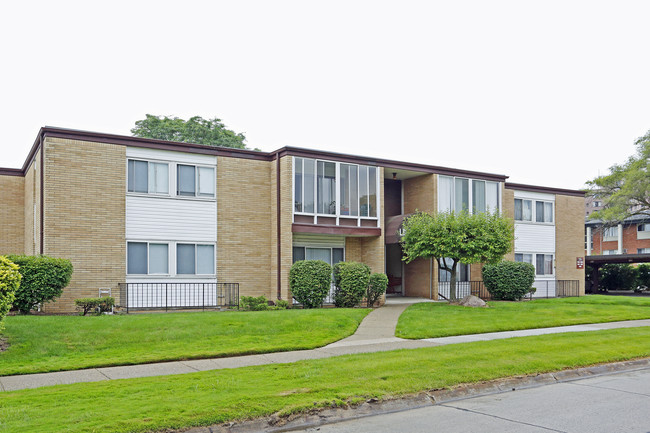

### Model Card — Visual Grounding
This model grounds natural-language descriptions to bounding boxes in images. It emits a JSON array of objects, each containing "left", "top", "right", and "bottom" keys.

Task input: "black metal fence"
[
  {"left": 438, "top": 280, "right": 581, "bottom": 300},
  {"left": 118, "top": 283, "right": 239, "bottom": 312}
]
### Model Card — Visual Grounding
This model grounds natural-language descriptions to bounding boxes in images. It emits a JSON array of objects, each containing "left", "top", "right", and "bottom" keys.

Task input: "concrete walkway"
[{"left": 2, "top": 297, "right": 650, "bottom": 392}]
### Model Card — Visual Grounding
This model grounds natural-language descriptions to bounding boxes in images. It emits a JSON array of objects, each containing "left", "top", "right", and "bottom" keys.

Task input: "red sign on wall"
[{"left": 576, "top": 257, "right": 584, "bottom": 269}]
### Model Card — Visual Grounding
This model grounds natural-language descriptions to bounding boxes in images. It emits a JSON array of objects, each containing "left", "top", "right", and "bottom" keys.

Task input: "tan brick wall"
[
  {"left": 555, "top": 194, "right": 585, "bottom": 294},
  {"left": 42, "top": 137, "right": 126, "bottom": 313},
  {"left": 362, "top": 167, "right": 385, "bottom": 274},
  {"left": 217, "top": 156, "right": 274, "bottom": 300},
  {"left": 345, "top": 237, "right": 362, "bottom": 262},
  {"left": 24, "top": 151, "right": 41, "bottom": 255},
  {"left": 502, "top": 186, "right": 515, "bottom": 261},
  {"left": 403, "top": 174, "right": 435, "bottom": 214},
  {"left": 404, "top": 258, "right": 436, "bottom": 298},
  {"left": 278, "top": 156, "right": 293, "bottom": 300},
  {"left": 0, "top": 175, "right": 25, "bottom": 254}
]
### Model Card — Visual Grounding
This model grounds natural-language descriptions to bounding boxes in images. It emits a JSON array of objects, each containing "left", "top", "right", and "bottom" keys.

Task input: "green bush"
[
  {"left": 240, "top": 295, "right": 269, "bottom": 311},
  {"left": 289, "top": 260, "right": 332, "bottom": 308},
  {"left": 367, "top": 273, "right": 388, "bottom": 307},
  {"left": 600, "top": 264, "right": 637, "bottom": 291},
  {"left": 74, "top": 297, "right": 115, "bottom": 316},
  {"left": 636, "top": 264, "right": 650, "bottom": 288},
  {"left": 275, "top": 299, "right": 290, "bottom": 309},
  {"left": 6, "top": 255, "right": 73, "bottom": 314},
  {"left": 482, "top": 261, "right": 535, "bottom": 301},
  {"left": 0, "top": 256, "right": 20, "bottom": 332},
  {"left": 333, "top": 262, "right": 371, "bottom": 308}
]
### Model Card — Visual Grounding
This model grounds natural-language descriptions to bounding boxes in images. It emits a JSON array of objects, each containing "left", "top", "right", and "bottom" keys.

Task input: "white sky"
[{"left": 1, "top": 1, "right": 649, "bottom": 190}]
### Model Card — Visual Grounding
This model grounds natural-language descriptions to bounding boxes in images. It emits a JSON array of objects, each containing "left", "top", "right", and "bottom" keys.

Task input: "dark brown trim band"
[
  {"left": 505, "top": 182, "right": 585, "bottom": 197},
  {"left": 292, "top": 223, "right": 381, "bottom": 237},
  {"left": 0, "top": 168, "right": 23, "bottom": 176}
]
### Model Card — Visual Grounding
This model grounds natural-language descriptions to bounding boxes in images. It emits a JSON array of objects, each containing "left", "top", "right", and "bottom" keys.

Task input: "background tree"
[
  {"left": 400, "top": 211, "right": 514, "bottom": 300},
  {"left": 131, "top": 114, "right": 253, "bottom": 149},
  {"left": 587, "top": 129, "right": 650, "bottom": 222}
]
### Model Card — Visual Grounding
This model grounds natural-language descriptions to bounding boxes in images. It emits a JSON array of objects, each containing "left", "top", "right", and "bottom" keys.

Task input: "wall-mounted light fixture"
[{"left": 392, "top": 172, "right": 397, "bottom": 180}]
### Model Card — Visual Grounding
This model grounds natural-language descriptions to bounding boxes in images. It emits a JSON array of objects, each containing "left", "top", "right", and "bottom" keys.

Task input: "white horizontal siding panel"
[
  {"left": 126, "top": 196, "right": 217, "bottom": 241},
  {"left": 513, "top": 190, "right": 555, "bottom": 202},
  {"left": 126, "top": 147, "right": 217, "bottom": 166},
  {"left": 514, "top": 223, "right": 555, "bottom": 253}
]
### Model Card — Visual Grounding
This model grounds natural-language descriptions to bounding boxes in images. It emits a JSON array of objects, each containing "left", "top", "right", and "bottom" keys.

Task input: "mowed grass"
[
  {"left": 0, "top": 308, "right": 369, "bottom": 376},
  {"left": 396, "top": 295, "right": 650, "bottom": 339},
  {"left": 2, "top": 327, "right": 650, "bottom": 433}
]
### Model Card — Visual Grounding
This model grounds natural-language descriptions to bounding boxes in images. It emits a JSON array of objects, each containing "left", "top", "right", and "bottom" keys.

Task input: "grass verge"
[
  {"left": 1, "top": 327, "right": 650, "bottom": 432},
  {"left": 396, "top": 295, "right": 650, "bottom": 339},
  {"left": 0, "top": 308, "right": 369, "bottom": 376}
]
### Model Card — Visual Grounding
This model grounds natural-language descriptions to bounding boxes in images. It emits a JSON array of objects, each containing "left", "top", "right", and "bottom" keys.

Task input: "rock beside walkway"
[{"left": 456, "top": 295, "right": 487, "bottom": 307}]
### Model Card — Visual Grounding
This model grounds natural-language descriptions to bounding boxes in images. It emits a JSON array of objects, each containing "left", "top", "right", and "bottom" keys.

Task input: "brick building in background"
[
  {"left": 586, "top": 215, "right": 650, "bottom": 256},
  {"left": 0, "top": 127, "right": 586, "bottom": 312}
]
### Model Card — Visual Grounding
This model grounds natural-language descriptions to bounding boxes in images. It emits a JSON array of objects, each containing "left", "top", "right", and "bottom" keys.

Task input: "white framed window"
[
  {"left": 438, "top": 258, "right": 470, "bottom": 282},
  {"left": 127, "top": 242, "right": 169, "bottom": 275},
  {"left": 294, "top": 157, "right": 379, "bottom": 219},
  {"left": 603, "top": 226, "right": 618, "bottom": 240},
  {"left": 177, "top": 164, "right": 215, "bottom": 198},
  {"left": 439, "top": 175, "right": 499, "bottom": 214},
  {"left": 638, "top": 248, "right": 650, "bottom": 254},
  {"left": 292, "top": 246, "right": 344, "bottom": 265},
  {"left": 515, "top": 199, "right": 553, "bottom": 224},
  {"left": 514, "top": 199, "right": 533, "bottom": 221},
  {"left": 515, "top": 253, "right": 533, "bottom": 264},
  {"left": 535, "top": 254, "right": 554, "bottom": 276},
  {"left": 127, "top": 160, "right": 169, "bottom": 195},
  {"left": 603, "top": 249, "right": 618, "bottom": 255},
  {"left": 638, "top": 224, "right": 650, "bottom": 232},
  {"left": 177, "top": 243, "right": 215, "bottom": 275},
  {"left": 535, "top": 201, "right": 554, "bottom": 223}
]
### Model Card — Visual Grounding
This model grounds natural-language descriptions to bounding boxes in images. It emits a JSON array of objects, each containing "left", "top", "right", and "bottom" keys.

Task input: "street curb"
[{"left": 184, "top": 358, "right": 650, "bottom": 433}]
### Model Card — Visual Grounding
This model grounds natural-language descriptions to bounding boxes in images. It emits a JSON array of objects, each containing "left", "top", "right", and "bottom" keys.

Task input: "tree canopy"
[
  {"left": 400, "top": 211, "right": 514, "bottom": 300},
  {"left": 587, "top": 129, "right": 650, "bottom": 222},
  {"left": 131, "top": 114, "right": 251, "bottom": 149}
]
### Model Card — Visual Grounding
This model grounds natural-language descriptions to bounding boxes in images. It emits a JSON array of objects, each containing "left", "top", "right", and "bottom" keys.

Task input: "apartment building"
[
  {"left": 0, "top": 127, "right": 585, "bottom": 312},
  {"left": 586, "top": 215, "right": 650, "bottom": 256}
]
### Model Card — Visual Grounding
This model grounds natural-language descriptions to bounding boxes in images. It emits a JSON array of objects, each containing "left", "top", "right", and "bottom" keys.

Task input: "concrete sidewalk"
[{"left": 2, "top": 298, "right": 650, "bottom": 392}]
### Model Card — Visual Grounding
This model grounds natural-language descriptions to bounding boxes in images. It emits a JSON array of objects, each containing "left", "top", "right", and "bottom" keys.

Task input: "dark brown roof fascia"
[
  {"left": 275, "top": 147, "right": 508, "bottom": 182},
  {"left": 0, "top": 168, "right": 24, "bottom": 176},
  {"left": 505, "top": 182, "right": 585, "bottom": 197},
  {"left": 41, "top": 127, "right": 272, "bottom": 162}
]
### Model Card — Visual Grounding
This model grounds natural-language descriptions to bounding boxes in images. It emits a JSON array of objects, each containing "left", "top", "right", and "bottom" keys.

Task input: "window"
[
  {"left": 515, "top": 253, "right": 533, "bottom": 264},
  {"left": 294, "top": 157, "right": 378, "bottom": 218},
  {"left": 128, "top": 160, "right": 169, "bottom": 194},
  {"left": 438, "top": 258, "right": 469, "bottom": 282},
  {"left": 603, "top": 249, "right": 618, "bottom": 255},
  {"left": 593, "top": 201, "right": 601, "bottom": 207},
  {"left": 535, "top": 201, "right": 553, "bottom": 223},
  {"left": 638, "top": 248, "right": 650, "bottom": 254},
  {"left": 638, "top": 224, "right": 650, "bottom": 232},
  {"left": 127, "top": 242, "right": 169, "bottom": 274},
  {"left": 177, "top": 165, "right": 215, "bottom": 198},
  {"left": 535, "top": 254, "right": 553, "bottom": 276},
  {"left": 292, "top": 246, "right": 344, "bottom": 266},
  {"left": 514, "top": 199, "right": 532, "bottom": 221},
  {"left": 603, "top": 226, "right": 618, "bottom": 240},
  {"left": 177, "top": 244, "right": 215, "bottom": 275},
  {"left": 438, "top": 176, "right": 499, "bottom": 214}
]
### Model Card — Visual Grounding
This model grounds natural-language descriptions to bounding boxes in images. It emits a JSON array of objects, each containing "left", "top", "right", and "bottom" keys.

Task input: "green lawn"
[
  {"left": 396, "top": 295, "right": 650, "bottom": 339},
  {"left": 1, "top": 327, "right": 650, "bottom": 433},
  {"left": 0, "top": 308, "right": 369, "bottom": 376}
]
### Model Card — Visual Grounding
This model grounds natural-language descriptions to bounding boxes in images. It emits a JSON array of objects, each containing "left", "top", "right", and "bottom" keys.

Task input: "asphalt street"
[{"left": 294, "top": 367, "right": 650, "bottom": 433}]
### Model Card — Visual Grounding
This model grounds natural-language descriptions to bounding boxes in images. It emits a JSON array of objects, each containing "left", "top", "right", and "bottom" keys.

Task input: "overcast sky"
[{"left": 1, "top": 1, "right": 649, "bottom": 189}]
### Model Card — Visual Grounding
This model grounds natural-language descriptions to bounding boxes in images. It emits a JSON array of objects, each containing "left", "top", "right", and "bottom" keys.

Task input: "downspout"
[
  {"left": 276, "top": 156, "right": 282, "bottom": 300},
  {"left": 39, "top": 134, "right": 44, "bottom": 255}
]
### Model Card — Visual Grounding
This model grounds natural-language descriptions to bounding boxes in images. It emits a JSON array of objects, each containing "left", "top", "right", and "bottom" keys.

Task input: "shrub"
[
  {"left": 6, "top": 255, "right": 73, "bottom": 314},
  {"left": 482, "top": 261, "right": 535, "bottom": 301},
  {"left": 600, "top": 263, "right": 637, "bottom": 291},
  {"left": 0, "top": 256, "right": 20, "bottom": 332},
  {"left": 367, "top": 273, "right": 388, "bottom": 307},
  {"left": 74, "top": 297, "right": 115, "bottom": 316},
  {"left": 289, "top": 260, "right": 332, "bottom": 308},
  {"left": 637, "top": 264, "right": 650, "bottom": 288},
  {"left": 275, "top": 299, "right": 290, "bottom": 309},
  {"left": 239, "top": 295, "right": 269, "bottom": 311},
  {"left": 333, "top": 262, "right": 371, "bottom": 308}
]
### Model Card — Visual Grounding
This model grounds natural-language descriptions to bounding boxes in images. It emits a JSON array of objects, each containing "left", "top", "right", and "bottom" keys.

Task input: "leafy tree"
[
  {"left": 400, "top": 211, "right": 514, "bottom": 300},
  {"left": 587, "top": 129, "right": 650, "bottom": 221},
  {"left": 131, "top": 114, "right": 252, "bottom": 149}
]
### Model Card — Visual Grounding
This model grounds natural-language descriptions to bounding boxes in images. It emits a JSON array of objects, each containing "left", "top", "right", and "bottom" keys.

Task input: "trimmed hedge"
[
  {"left": 333, "top": 261, "right": 371, "bottom": 308},
  {"left": 6, "top": 255, "right": 73, "bottom": 314},
  {"left": 0, "top": 256, "right": 20, "bottom": 331},
  {"left": 74, "top": 297, "right": 115, "bottom": 316},
  {"left": 482, "top": 261, "right": 535, "bottom": 301},
  {"left": 240, "top": 295, "right": 269, "bottom": 311},
  {"left": 290, "top": 260, "right": 332, "bottom": 308},
  {"left": 367, "top": 272, "right": 388, "bottom": 307}
]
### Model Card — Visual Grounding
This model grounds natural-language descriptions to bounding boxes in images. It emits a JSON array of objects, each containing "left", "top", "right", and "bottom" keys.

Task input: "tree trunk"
[{"left": 450, "top": 261, "right": 458, "bottom": 301}]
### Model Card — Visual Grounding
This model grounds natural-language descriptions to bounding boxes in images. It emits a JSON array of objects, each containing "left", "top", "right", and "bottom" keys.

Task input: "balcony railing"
[{"left": 118, "top": 282, "right": 239, "bottom": 313}]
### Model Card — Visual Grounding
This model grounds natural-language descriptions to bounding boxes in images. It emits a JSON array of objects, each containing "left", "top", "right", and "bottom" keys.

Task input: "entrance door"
[{"left": 385, "top": 243, "right": 403, "bottom": 295}]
